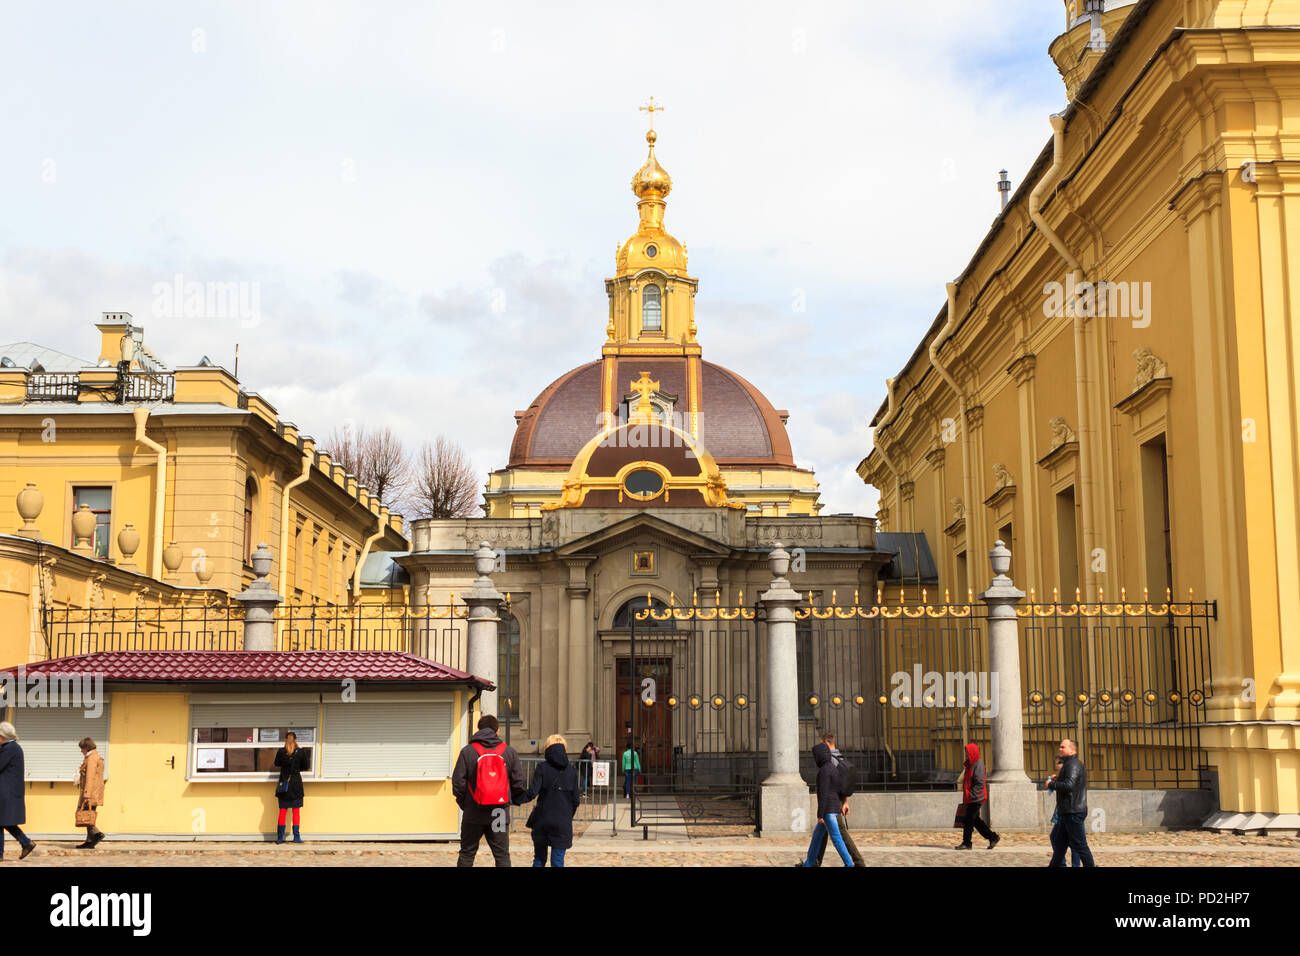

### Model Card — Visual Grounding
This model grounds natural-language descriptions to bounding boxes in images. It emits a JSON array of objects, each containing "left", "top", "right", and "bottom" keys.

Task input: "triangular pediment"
[{"left": 552, "top": 512, "right": 730, "bottom": 558}]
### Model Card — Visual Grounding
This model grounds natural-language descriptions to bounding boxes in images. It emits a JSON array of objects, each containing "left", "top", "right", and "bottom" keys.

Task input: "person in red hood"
[{"left": 955, "top": 743, "right": 1000, "bottom": 850}]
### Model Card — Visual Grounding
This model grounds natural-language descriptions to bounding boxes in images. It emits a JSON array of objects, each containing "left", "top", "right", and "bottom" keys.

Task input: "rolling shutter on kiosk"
[
  {"left": 19, "top": 706, "right": 112, "bottom": 780},
  {"left": 322, "top": 701, "right": 453, "bottom": 779},
  {"left": 190, "top": 703, "right": 319, "bottom": 729}
]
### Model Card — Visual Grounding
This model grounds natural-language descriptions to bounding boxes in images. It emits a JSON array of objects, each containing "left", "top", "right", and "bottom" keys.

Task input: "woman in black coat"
[
  {"left": 522, "top": 734, "right": 581, "bottom": 867},
  {"left": 273, "top": 732, "right": 308, "bottom": 844},
  {"left": 0, "top": 722, "right": 36, "bottom": 860}
]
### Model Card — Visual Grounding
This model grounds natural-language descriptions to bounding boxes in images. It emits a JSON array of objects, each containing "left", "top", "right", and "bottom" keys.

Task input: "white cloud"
[{"left": 0, "top": 0, "right": 1074, "bottom": 517}]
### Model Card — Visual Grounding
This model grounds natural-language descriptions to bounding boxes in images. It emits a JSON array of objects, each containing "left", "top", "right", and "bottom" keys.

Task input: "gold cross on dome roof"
[
  {"left": 630, "top": 370, "right": 660, "bottom": 422},
  {"left": 639, "top": 96, "right": 664, "bottom": 131}
]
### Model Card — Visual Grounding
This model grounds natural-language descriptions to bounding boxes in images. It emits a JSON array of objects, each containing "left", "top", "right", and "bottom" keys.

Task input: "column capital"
[{"left": 1007, "top": 352, "right": 1037, "bottom": 385}]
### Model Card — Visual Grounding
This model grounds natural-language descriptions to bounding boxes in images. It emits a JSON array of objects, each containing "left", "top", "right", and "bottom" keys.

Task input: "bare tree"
[
  {"left": 322, "top": 424, "right": 412, "bottom": 510},
  {"left": 410, "top": 435, "right": 481, "bottom": 518}
]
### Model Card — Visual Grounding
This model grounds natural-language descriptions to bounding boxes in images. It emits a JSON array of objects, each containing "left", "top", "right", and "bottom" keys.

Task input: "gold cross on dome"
[
  {"left": 630, "top": 370, "right": 660, "bottom": 422},
  {"left": 639, "top": 96, "right": 664, "bottom": 131}
]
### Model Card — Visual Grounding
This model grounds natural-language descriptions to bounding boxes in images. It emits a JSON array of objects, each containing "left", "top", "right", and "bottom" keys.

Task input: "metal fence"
[
  {"left": 798, "top": 593, "right": 1215, "bottom": 791},
  {"left": 509, "top": 755, "right": 617, "bottom": 836},
  {"left": 40, "top": 602, "right": 473, "bottom": 671},
  {"left": 800, "top": 600, "right": 991, "bottom": 792},
  {"left": 25, "top": 368, "right": 175, "bottom": 403},
  {"left": 1017, "top": 595, "right": 1215, "bottom": 788},
  {"left": 277, "top": 604, "right": 471, "bottom": 670},
  {"left": 43, "top": 602, "right": 247, "bottom": 658}
]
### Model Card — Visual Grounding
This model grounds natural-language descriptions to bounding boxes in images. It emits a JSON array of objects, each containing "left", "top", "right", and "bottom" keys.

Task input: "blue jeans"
[
  {"left": 1049, "top": 812, "right": 1095, "bottom": 867},
  {"left": 0, "top": 825, "right": 33, "bottom": 858},
  {"left": 803, "top": 813, "right": 854, "bottom": 867},
  {"left": 532, "top": 843, "right": 566, "bottom": 867},
  {"left": 623, "top": 770, "right": 634, "bottom": 797}
]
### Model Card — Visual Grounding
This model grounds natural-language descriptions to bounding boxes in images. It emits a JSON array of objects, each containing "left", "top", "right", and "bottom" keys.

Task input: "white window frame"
[{"left": 185, "top": 696, "right": 322, "bottom": 783}]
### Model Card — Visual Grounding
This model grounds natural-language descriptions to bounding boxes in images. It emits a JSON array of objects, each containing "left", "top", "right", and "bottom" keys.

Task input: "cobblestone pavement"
[{"left": 6, "top": 830, "right": 1297, "bottom": 866}]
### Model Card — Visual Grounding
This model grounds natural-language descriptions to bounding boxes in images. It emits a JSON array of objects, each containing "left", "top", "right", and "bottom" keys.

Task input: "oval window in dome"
[
  {"left": 624, "top": 468, "right": 665, "bottom": 499},
  {"left": 645, "top": 243, "right": 658, "bottom": 258}
]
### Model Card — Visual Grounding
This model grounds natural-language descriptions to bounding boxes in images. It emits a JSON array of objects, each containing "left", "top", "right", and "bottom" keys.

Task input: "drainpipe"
[
  {"left": 277, "top": 446, "right": 313, "bottom": 600},
  {"left": 870, "top": 425, "right": 904, "bottom": 531},
  {"left": 352, "top": 510, "right": 386, "bottom": 602},
  {"left": 929, "top": 282, "right": 975, "bottom": 595},
  {"left": 132, "top": 407, "right": 167, "bottom": 579},
  {"left": 1029, "top": 113, "right": 1096, "bottom": 599}
]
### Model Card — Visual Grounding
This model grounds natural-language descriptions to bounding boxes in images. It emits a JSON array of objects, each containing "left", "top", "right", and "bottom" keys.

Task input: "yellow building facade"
[
  {"left": 0, "top": 313, "right": 406, "bottom": 666},
  {"left": 859, "top": 0, "right": 1300, "bottom": 827}
]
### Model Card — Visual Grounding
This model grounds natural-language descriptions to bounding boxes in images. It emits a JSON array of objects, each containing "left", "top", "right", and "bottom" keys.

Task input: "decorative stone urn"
[
  {"left": 234, "top": 542, "right": 283, "bottom": 651},
  {"left": 194, "top": 552, "right": 214, "bottom": 585},
  {"left": 15, "top": 482, "right": 42, "bottom": 538},
  {"left": 71, "top": 504, "right": 97, "bottom": 556},
  {"left": 162, "top": 541, "right": 183, "bottom": 582},
  {"left": 117, "top": 523, "right": 141, "bottom": 570}
]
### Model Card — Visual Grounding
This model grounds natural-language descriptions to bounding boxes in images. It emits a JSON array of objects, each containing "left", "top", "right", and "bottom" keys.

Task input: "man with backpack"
[
  {"left": 811, "top": 732, "right": 866, "bottom": 867},
  {"left": 452, "top": 714, "right": 527, "bottom": 867}
]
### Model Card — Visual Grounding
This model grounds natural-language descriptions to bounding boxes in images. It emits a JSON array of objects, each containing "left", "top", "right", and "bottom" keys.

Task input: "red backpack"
[{"left": 469, "top": 742, "right": 510, "bottom": 805}]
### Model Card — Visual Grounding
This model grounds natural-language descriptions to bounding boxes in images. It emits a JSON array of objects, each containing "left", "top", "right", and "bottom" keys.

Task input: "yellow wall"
[
  {"left": 19, "top": 689, "right": 467, "bottom": 838},
  {"left": 859, "top": 0, "right": 1300, "bottom": 818}
]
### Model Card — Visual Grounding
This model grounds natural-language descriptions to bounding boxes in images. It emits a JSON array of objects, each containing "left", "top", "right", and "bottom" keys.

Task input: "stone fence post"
[
  {"left": 758, "top": 542, "right": 808, "bottom": 836},
  {"left": 979, "top": 539, "right": 1037, "bottom": 827},
  {"left": 236, "top": 543, "right": 282, "bottom": 651},
  {"left": 462, "top": 541, "right": 504, "bottom": 717}
]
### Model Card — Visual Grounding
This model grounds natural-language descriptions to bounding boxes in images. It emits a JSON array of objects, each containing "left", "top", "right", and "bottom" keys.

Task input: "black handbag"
[{"left": 276, "top": 777, "right": 290, "bottom": 796}]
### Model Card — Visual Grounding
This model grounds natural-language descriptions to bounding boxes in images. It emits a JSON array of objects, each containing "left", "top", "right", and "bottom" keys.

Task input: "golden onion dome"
[
  {"left": 618, "top": 128, "right": 687, "bottom": 276},
  {"left": 631, "top": 130, "right": 673, "bottom": 198}
]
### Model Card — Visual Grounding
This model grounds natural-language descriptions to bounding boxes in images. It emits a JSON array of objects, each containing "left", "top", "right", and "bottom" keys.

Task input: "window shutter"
[
  {"left": 190, "top": 703, "right": 319, "bottom": 729},
  {"left": 18, "top": 706, "right": 111, "bottom": 781},
  {"left": 322, "top": 701, "right": 453, "bottom": 779}
]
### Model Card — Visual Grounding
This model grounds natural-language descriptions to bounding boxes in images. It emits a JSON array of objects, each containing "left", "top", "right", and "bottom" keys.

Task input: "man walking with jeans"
[
  {"left": 1046, "top": 738, "right": 1095, "bottom": 867},
  {"left": 452, "top": 714, "right": 526, "bottom": 867},
  {"left": 800, "top": 740, "right": 855, "bottom": 867}
]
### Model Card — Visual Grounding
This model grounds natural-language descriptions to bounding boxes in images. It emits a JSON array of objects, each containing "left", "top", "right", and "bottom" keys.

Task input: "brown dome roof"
[{"left": 508, "top": 357, "right": 795, "bottom": 469}]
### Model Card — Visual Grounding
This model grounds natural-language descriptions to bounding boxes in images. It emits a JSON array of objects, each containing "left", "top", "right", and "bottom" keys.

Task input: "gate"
[{"left": 628, "top": 601, "right": 763, "bottom": 829}]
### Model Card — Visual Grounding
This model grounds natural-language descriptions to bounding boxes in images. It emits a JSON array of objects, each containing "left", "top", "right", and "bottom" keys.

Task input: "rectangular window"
[
  {"left": 17, "top": 705, "right": 111, "bottom": 781},
  {"left": 1056, "top": 487, "right": 1079, "bottom": 598},
  {"left": 955, "top": 550, "right": 969, "bottom": 603},
  {"left": 72, "top": 486, "right": 112, "bottom": 559},
  {"left": 321, "top": 701, "right": 453, "bottom": 779},
  {"left": 188, "top": 702, "right": 317, "bottom": 779},
  {"left": 498, "top": 615, "right": 521, "bottom": 721},
  {"left": 1140, "top": 436, "right": 1173, "bottom": 597}
]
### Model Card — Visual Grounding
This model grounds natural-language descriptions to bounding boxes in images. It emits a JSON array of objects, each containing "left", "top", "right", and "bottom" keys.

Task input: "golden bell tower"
[{"left": 601, "top": 98, "right": 703, "bottom": 434}]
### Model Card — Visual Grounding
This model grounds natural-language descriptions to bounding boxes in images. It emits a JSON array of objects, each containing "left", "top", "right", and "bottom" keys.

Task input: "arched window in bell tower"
[{"left": 641, "top": 284, "right": 662, "bottom": 331}]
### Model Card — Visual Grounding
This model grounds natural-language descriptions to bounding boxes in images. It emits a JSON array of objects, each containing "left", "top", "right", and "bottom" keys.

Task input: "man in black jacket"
[
  {"left": 451, "top": 714, "right": 527, "bottom": 867},
  {"left": 799, "top": 741, "right": 856, "bottom": 867},
  {"left": 1046, "top": 738, "right": 1096, "bottom": 867},
  {"left": 812, "top": 733, "right": 866, "bottom": 867}
]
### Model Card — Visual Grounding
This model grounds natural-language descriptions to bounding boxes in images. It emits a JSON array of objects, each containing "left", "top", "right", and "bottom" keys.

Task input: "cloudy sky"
[{"left": 1, "top": 0, "right": 1074, "bottom": 517}]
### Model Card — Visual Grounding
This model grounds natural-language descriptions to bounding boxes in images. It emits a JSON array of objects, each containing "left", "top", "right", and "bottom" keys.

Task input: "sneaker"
[
  {"left": 988, "top": 834, "right": 1001, "bottom": 850},
  {"left": 953, "top": 843, "right": 973, "bottom": 850},
  {"left": 20, "top": 843, "right": 36, "bottom": 860}
]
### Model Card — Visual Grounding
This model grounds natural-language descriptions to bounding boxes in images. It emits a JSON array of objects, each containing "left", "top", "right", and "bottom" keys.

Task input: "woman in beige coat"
[{"left": 76, "top": 737, "right": 106, "bottom": 849}]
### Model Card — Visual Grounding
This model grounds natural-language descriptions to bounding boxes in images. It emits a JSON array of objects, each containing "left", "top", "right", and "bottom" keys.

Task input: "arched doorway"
[{"left": 611, "top": 596, "right": 676, "bottom": 774}]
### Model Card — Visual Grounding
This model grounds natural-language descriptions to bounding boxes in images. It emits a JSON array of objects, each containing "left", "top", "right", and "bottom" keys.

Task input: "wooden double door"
[{"left": 615, "top": 656, "right": 672, "bottom": 774}]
